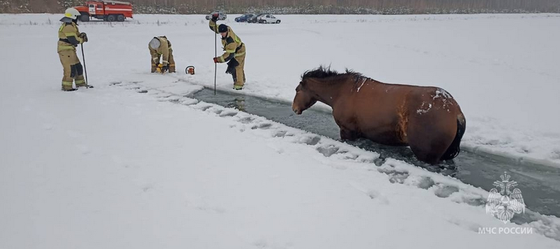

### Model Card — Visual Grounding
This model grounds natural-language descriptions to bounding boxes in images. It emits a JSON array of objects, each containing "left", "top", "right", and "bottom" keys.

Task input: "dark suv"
[{"left": 235, "top": 13, "right": 255, "bottom": 22}]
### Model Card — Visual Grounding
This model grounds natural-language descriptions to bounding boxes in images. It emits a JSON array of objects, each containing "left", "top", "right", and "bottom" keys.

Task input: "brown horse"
[{"left": 292, "top": 67, "right": 466, "bottom": 164}]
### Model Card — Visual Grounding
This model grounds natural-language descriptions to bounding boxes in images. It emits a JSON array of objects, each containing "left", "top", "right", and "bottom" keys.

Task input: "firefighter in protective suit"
[
  {"left": 209, "top": 14, "right": 246, "bottom": 90},
  {"left": 57, "top": 8, "right": 88, "bottom": 91},
  {"left": 149, "top": 36, "right": 176, "bottom": 73}
]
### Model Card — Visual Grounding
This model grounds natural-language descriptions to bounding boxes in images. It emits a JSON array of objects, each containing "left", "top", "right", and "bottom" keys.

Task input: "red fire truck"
[{"left": 74, "top": 1, "right": 133, "bottom": 22}]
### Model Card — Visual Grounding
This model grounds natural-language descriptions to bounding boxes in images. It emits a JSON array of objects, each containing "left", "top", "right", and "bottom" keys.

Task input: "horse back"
[
  {"left": 406, "top": 86, "right": 462, "bottom": 117},
  {"left": 332, "top": 82, "right": 417, "bottom": 145}
]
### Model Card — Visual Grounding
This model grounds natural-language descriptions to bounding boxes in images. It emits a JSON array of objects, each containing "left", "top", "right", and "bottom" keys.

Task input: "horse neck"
[{"left": 306, "top": 77, "right": 348, "bottom": 107}]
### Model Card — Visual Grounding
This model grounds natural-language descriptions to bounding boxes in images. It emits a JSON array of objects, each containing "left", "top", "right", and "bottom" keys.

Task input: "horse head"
[{"left": 292, "top": 80, "right": 317, "bottom": 115}]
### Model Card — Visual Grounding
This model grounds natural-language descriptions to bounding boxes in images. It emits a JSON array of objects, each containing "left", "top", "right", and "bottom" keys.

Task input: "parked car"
[
  {"left": 258, "top": 14, "right": 281, "bottom": 24},
  {"left": 247, "top": 13, "right": 265, "bottom": 23},
  {"left": 205, "top": 11, "right": 227, "bottom": 20},
  {"left": 235, "top": 13, "right": 255, "bottom": 22}
]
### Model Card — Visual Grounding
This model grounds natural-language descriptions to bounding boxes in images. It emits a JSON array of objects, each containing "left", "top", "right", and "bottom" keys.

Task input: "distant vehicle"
[
  {"left": 247, "top": 13, "right": 265, "bottom": 23},
  {"left": 235, "top": 13, "right": 255, "bottom": 22},
  {"left": 205, "top": 11, "right": 227, "bottom": 20},
  {"left": 258, "top": 14, "right": 281, "bottom": 24},
  {"left": 73, "top": 0, "right": 133, "bottom": 22}
]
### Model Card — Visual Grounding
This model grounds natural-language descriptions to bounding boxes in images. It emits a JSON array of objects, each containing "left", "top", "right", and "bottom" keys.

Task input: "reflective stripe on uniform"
[
  {"left": 75, "top": 79, "right": 86, "bottom": 84},
  {"left": 62, "top": 81, "right": 73, "bottom": 86},
  {"left": 218, "top": 56, "right": 224, "bottom": 62},
  {"left": 226, "top": 49, "right": 236, "bottom": 53},
  {"left": 58, "top": 45, "right": 75, "bottom": 51},
  {"left": 65, "top": 32, "right": 77, "bottom": 37},
  {"left": 234, "top": 51, "right": 245, "bottom": 57}
]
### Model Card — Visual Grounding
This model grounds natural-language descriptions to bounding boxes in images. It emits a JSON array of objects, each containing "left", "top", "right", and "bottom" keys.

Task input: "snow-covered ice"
[{"left": 1, "top": 13, "right": 560, "bottom": 248}]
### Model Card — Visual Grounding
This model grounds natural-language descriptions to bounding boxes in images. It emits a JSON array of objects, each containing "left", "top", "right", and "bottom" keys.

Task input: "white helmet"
[
  {"left": 149, "top": 37, "right": 161, "bottom": 49},
  {"left": 64, "top": 8, "right": 81, "bottom": 20}
]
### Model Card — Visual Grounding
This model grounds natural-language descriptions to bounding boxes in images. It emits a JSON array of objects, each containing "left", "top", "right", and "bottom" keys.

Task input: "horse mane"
[{"left": 301, "top": 66, "right": 369, "bottom": 85}]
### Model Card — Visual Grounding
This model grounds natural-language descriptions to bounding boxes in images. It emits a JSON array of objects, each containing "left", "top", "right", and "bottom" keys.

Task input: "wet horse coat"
[{"left": 292, "top": 67, "right": 466, "bottom": 164}]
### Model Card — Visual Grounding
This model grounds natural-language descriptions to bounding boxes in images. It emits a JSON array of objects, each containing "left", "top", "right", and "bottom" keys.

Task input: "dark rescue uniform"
[{"left": 209, "top": 20, "right": 246, "bottom": 88}]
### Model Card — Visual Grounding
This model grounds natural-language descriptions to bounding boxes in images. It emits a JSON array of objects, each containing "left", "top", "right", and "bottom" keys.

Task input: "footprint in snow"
[
  {"left": 404, "top": 175, "right": 435, "bottom": 190},
  {"left": 433, "top": 184, "right": 459, "bottom": 198},
  {"left": 341, "top": 153, "right": 359, "bottom": 160},
  {"left": 387, "top": 171, "right": 409, "bottom": 184},
  {"left": 299, "top": 136, "right": 321, "bottom": 145},
  {"left": 167, "top": 98, "right": 181, "bottom": 103},
  {"left": 460, "top": 196, "right": 486, "bottom": 207},
  {"left": 316, "top": 144, "right": 339, "bottom": 157},
  {"left": 251, "top": 123, "right": 272, "bottom": 130},
  {"left": 238, "top": 116, "right": 255, "bottom": 124},
  {"left": 219, "top": 110, "right": 238, "bottom": 117},
  {"left": 195, "top": 105, "right": 212, "bottom": 111},
  {"left": 272, "top": 130, "right": 287, "bottom": 138}
]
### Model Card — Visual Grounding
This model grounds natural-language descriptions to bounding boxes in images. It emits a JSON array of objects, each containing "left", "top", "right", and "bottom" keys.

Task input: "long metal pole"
[
  {"left": 81, "top": 43, "right": 89, "bottom": 87},
  {"left": 214, "top": 23, "right": 217, "bottom": 95}
]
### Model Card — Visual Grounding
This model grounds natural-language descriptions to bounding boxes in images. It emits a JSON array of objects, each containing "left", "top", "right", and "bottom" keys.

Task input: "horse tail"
[{"left": 441, "top": 113, "right": 466, "bottom": 160}]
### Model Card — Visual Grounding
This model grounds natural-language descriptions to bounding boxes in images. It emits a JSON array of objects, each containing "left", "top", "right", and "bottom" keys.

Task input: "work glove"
[
  {"left": 211, "top": 13, "right": 219, "bottom": 21},
  {"left": 79, "top": 32, "right": 88, "bottom": 42},
  {"left": 213, "top": 57, "right": 220, "bottom": 63}
]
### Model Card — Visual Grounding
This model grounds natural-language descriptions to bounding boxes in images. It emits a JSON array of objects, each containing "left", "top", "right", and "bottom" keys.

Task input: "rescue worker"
[
  {"left": 57, "top": 8, "right": 88, "bottom": 91},
  {"left": 149, "top": 36, "right": 176, "bottom": 73},
  {"left": 209, "top": 13, "right": 246, "bottom": 90}
]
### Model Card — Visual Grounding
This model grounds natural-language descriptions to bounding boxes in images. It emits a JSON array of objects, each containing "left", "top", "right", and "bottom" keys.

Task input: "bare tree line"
[{"left": 1, "top": 0, "right": 559, "bottom": 14}]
